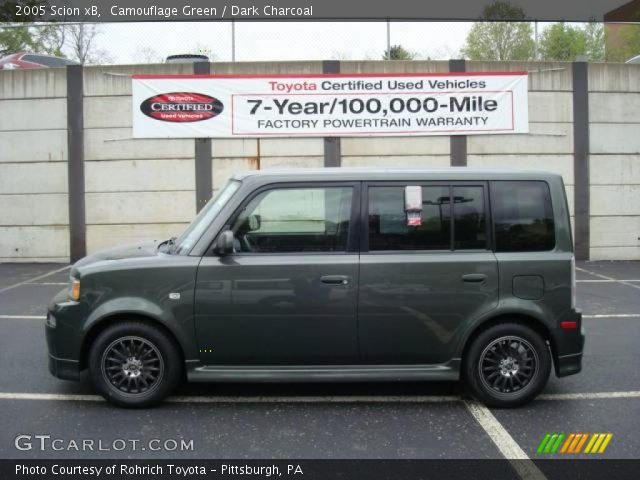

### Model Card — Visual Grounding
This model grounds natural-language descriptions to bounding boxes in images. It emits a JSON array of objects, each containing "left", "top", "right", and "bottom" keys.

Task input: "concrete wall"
[
  {"left": 0, "top": 60, "right": 638, "bottom": 261},
  {"left": 588, "top": 63, "right": 640, "bottom": 260},
  {"left": 0, "top": 68, "right": 69, "bottom": 262}
]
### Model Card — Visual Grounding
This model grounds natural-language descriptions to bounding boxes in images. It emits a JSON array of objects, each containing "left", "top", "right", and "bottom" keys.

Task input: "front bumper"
[
  {"left": 45, "top": 288, "right": 86, "bottom": 381},
  {"left": 553, "top": 309, "right": 585, "bottom": 377}
]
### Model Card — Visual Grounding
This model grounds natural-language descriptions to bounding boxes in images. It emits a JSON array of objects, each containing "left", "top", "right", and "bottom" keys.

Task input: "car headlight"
[{"left": 69, "top": 278, "right": 81, "bottom": 301}]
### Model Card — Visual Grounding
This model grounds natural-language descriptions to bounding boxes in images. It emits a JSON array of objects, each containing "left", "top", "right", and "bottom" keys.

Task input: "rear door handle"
[
  {"left": 462, "top": 274, "right": 487, "bottom": 283},
  {"left": 320, "top": 275, "right": 350, "bottom": 286}
]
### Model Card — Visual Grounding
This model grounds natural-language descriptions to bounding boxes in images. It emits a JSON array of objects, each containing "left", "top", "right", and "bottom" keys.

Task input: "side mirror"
[
  {"left": 248, "top": 214, "right": 261, "bottom": 231},
  {"left": 215, "top": 230, "right": 235, "bottom": 255}
]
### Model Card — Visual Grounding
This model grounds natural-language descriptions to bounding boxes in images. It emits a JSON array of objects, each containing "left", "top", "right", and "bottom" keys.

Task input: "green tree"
[
  {"left": 584, "top": 22, "right": 605, "bottom": 62},
  {"left": 539, "top": 23, "right": 586, "bottom": 61},
  {"left": 539, "top": 22, "right": 605, "bottom": 61},
  {"left": 383, "top": 44, "right": 415, "bottom": 60},
  {"left": 0, "top": 24, "right": 39, "bottom": 56},
  {"left": 461, "top": 1, "right": 534, "bottom": 61}
]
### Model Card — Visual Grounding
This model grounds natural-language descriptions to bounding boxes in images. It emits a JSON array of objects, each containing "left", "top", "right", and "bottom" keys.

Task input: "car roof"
[{"left": 231, "top": 167, "right": 563, "bottom": 183}]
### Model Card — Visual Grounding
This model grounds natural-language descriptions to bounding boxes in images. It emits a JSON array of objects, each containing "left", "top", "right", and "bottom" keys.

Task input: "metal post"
[
  {"left": 66, "top": 64, "right": 86, "bottom": 262},
  {"left": 323, "top": 60, "right": 341, "bottom": 167},
  {"left": 386, "top": 20, "right": 391, "bottom": 59},
  {"left": 573, "top": 60, "right": 590, "bottom": 260},
  {"left": 231, "top": 21, "right": 236, "bottom": 62},
  {"left": 449, "top": 59, "right": 467, "bottom": 167},
  {"left": 194, "top": 61, "right": 213, "bottom": 212}
]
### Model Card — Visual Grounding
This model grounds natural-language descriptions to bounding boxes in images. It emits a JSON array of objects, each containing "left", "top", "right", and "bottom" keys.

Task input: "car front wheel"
[
  {"left": 88, "top": 321, "right": 182, "bottom": 407},
  {"left": 463, "top": 323, "right": 551, "bottom": 408}
]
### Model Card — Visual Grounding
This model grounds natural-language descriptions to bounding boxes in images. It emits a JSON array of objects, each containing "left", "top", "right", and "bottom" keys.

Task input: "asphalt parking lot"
[{"left": 0, "top": 261, "right": 639, "bottom": 465}]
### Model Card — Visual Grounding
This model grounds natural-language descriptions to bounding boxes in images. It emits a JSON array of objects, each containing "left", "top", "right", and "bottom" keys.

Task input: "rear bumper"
[{"left": 553, "top": 309, "right": 585, "bottom": 377}]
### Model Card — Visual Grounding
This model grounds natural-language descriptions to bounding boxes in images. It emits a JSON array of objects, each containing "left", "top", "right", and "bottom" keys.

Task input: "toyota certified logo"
[{"left": 140, "top": 92, "right": 224, "bottom": 122}]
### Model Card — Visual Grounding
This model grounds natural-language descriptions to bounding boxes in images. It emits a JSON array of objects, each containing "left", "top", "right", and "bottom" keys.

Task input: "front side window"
[
  {"left": 231, "top": 186, "right": 353, "bottom": 253},
  {"left": 491, "top": 181, "right": 555, "bottom": 252}
]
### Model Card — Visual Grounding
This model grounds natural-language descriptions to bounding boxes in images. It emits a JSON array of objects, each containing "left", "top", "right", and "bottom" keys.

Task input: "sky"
[{"left": 90, "top": 22, "right": 475, "bottom": 64}]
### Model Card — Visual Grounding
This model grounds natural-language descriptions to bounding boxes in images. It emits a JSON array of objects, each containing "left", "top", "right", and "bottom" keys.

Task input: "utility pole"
[
  {"left": 534, "top": 20, "right": 539, "bottom": 60},
  {"left": 231, "top": 21, "right": 236, "bottom": 62},
  {"left": 386, "top": 19, "right": 391, "bottom": 59}
]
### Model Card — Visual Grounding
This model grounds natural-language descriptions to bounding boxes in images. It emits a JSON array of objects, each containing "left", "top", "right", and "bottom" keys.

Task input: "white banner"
[{"left": 132, "top": 73, "right": 528, "bottom": 138}]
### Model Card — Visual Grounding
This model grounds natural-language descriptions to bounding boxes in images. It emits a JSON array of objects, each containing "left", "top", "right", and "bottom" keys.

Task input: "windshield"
[{"left": 173, "top": 180, "right": 241, "bottom": 254}]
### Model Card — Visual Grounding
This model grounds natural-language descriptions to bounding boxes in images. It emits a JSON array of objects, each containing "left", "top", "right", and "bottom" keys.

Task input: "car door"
[
  {"left": 358, "top": 181, "right": 499, "bottom": 365},
  {"left": 194, "top": 182, "right": 360, "bottom": 365}
]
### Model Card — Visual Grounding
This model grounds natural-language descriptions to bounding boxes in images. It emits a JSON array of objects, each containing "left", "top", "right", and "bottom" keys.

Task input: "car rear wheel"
[
  {"left": 463, "top": 323, "right": 551, "bottom": 408},
  {"left": 88, "top": 321, "right": 182, "bottom": 407}
]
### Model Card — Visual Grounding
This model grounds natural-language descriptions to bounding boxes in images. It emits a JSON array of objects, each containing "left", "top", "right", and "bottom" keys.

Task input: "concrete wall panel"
[
  {"left": 591, "top": 216, "right": 640, "bottom": 248},
  {"left": 589, "top": 93, "right": 640, "bottom": 123},
  {"left": 590, "top": 155, "right": 640, "bottom": 185},
  {"left": 0, "top": 163, "right": 67, "bottom": 194},
  {"left": 86, "top": 191, "right": 195, "bottom": 224},
  {"left": 590, "top": 185, "right": 640, "bottom": 216},
  {"left": 342, "top": 136, "right": 450, "bottom": 156},
  {"left": 0, "top": 130, "right": 67, "bottom": 163},
  {"left": 84, "top": 96, "right": 131, "bottom": 129},
  {"left": 589, "top": 63, "right": 640, "bottom": 93},
  {"left": 341, "top": 155, "right": 450, "bottom": 168},
  {"left": 0, "top": 68, "right": 66, "bottom": 99},
  {"left": 85, "top": 159, "right": 195, "bottom": 193},
  {"left": 0, "top": 98, "right": 66, "bottom": 131},
  {"left": 0, "top": 226, "right": 69, "bottom": 260},
  {"left": 590, "top": 124, "right": 640, "bottom": 154},
  {"left": 468, "top": 123, "right": 573, "bottom": 155},
  {"left": 84, "top": 128, "right": 194, "bottom": 161},
  {"left": 0, "top": 194, "right": 68, "bottom": 226},
  {"left": 528, "top": 92, "right": 573, "bottom": 123}
]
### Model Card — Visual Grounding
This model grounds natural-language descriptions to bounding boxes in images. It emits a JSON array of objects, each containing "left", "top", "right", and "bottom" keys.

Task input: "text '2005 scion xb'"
[{"left": 46, "top": 168, "right": 585, "bottom": 408}]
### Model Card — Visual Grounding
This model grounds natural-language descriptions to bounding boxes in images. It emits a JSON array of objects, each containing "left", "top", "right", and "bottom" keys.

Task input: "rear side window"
[
  {"left": 368, "top": 184, "right": 487, "bottom": 251},
  {"left": 491, "top": 181, "right": 555, "bottom": 252}
]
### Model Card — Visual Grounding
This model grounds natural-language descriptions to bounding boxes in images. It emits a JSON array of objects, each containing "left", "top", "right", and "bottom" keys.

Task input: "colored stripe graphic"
[{"left": 540, "top": 433, "right": 613, "bottom": 454}]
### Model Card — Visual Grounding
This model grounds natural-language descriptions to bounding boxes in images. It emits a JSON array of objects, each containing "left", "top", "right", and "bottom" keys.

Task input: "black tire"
[
  {"left": 463, "top": 322, "right": 551, "bottom": 408},
  {"left": 88, "top": 321, "right": 182, "bottom": 408}
]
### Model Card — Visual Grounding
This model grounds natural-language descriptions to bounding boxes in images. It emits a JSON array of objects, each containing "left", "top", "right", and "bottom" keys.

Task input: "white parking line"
[
  {"left": 0, "top": 266, "right": 70, "bottom": 295},
  {"left": 1, "top": 390, "right": 638, "bottom": 403},
  {"left": 23, "top": 282, "right": 68, "bottom": 286},
  {"left": 577, "top": 279, "right": 640, "bottom": 283},
  {"left": 538, "top": 391, "right": 640, "bottom": 400},
  {"left": 583, "top": 314, "right": 640, "bottom": 318},
  {"left": 576, "top": 267, "right": 640, "bottom": 291},
  {"left": 464, "top": 401, "right": 545, "bottom": 479},
  {"left": 0, "top": 315, "right": 46, "bottom": 320}
]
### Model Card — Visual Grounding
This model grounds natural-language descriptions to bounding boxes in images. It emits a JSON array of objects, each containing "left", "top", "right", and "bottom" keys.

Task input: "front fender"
[{"left": 82, "top": 296, "right": 198, "bottom": 361}]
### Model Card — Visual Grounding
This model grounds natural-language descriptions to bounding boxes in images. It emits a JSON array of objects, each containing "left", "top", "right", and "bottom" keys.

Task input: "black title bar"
[{"left": 1, "top": 0, "right": 639, "bottom": 23}]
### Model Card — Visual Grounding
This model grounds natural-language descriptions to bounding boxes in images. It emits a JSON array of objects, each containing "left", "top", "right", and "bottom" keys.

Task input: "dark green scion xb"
[{"left": 46, "top": 168, "right": 584, "bottom": 408}]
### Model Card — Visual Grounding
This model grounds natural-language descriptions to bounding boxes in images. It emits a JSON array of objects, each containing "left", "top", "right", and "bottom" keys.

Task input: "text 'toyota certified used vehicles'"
[{"left": 46, "top": 168, "right": 584, "bottom": 408}]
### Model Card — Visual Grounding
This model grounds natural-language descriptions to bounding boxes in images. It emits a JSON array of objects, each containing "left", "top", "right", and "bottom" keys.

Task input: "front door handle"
[
  {"left": 320, "top": 275, "right": 350, "bottom": 286},
  {"left": 462, "top": 274, "right": 487, "bottom": 283}
]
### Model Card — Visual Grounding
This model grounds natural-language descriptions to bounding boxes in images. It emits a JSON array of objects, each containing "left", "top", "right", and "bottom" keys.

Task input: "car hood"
[{"left": 73, "top": 240, "right": 161, "bottom": 269}]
